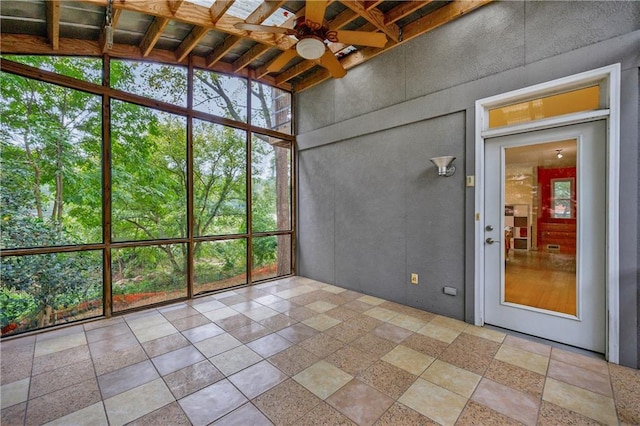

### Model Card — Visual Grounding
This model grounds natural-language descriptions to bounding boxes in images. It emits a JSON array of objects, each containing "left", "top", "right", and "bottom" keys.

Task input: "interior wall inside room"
[{"left": 295, "top": 1, "right": 640, "bottom": 367}]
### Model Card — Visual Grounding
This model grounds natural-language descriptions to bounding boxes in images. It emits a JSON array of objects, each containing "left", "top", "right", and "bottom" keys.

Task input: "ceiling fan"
[{"left": 234, "top": 0, "right": 388, "bottom": 78}]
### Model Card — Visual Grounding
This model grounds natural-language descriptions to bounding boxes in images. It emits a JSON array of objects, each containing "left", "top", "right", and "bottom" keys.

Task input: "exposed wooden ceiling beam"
[
  {"left": 140, "top": 17, "right": 170, "bottom": 57},
  {"left": 99, "top": 9, "right": 122, "bottom": 53},
  {"left": 206, "top": 35, "right": 241, "bottom": 66},
  {"left": 402, "top": 0, "right": 492, "bottom": 41},
  {"left": 364, "top": 0, "right": 383, "bottom": 11},
  {"left": 168, "top": 0, "right": 185, "bottom": 14},
  {"left": 275, "top": 61, "right": 315, "bottom": 85},
  {"left": 174, "top": 0, "right": 235, "bottom": 62},
  {"left": 296, "top": 0, "right": 492, "bottom": 92},
  {"left": 206, "top": 0, "right": 286, "bottom": 67},
  {"left": 0, "top": 33, "right": 291, "bottom": 91},
  {"left": 77, "top": 0, "right": 297, "bottom": 50},
  {"left": 385, "top": 0, "right": 433, "bottom": 24},
  {"left": 175, "top": 26, "right": 209, "bottom": 62},
  {"left": 46, "top": 0, "right": 61, "bottom": 50},
  {"left": 232, "top": 44, "right": 270, "bottom": 72},
  {"left": 339, "top": 0, "right": 400, "bottom": 42}
]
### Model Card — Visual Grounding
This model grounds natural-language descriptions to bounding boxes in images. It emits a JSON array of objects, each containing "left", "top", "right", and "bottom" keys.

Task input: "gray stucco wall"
[{"left": 295, "top": 1, "right": 640, "bottom": 368}]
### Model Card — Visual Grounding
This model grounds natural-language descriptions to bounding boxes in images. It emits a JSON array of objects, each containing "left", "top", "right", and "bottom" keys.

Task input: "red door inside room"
[{"left": 538, "top": 167, "right": 577, "bottom": 254}]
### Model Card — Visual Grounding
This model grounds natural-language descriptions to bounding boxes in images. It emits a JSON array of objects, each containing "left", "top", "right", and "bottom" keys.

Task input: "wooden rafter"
[
  {"left": 385, "top": 0, "right": 433, "bottom": 24},
  {"left": 206, "top": 35, "right": 241, "bottom": 66},
  {"left": 175, "top": 0, "right": 235, "bottom": 62},
  {"left": 46, "top": 0, "right": 61, "bottom": 50},
  {"left": 168, "top": 0, "right": 185, "bottom": 14},
  {"left": 339, "top": 0, "right": 400, "bottom": 42},
  {"left": 364, "top": 0, "right": 384, "bottom": 11},
  {"left": 295, "top": 0, "right": 492, "bottom": 91},
  {"left": 232, "top": 44, "right": 270, "bottom": 72},
  {"left": 140, "top": 17, "right": 170, "bottom": 57},
  {"left": 207, "top": 0, "right": 286, "bottom": 68}
]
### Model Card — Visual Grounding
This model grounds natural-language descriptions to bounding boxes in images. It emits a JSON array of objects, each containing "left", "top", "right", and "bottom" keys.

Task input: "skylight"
[{"left": 184, "top": 0, "right": 292, "bottom": 26}]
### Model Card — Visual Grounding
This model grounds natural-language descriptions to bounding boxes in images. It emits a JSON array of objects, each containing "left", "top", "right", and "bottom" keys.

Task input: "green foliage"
[
  {"left": 1, "top": 56, "right": 291, "bottom": 334},
  {"left": 0, "top": 287, "right": 37, "bottom": 328}
]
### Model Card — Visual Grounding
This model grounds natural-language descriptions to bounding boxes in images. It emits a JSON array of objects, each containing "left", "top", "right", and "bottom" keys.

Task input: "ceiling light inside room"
[
  {"left": 556, "top": 149, "right": 563, "bottom": 159},
  {"left": 296, "top": 37, "right": 325, "bottom": 60}
]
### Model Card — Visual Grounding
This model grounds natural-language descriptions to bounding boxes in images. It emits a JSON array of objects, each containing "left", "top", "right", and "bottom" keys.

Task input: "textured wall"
[{"left": 295, "top": 1, "right": 640, "bottom": 367}]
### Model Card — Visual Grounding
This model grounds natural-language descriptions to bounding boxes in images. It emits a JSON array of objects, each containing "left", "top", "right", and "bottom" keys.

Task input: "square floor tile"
[
  {"left": 163, "top": 360, "right": 224, "bottom": 399},
  {"left": 267, "top": 345, "right": 319, "bottom": 376},
  {"left": 228, "top": 360, "right": 287, "bottom": 399},
  {"left": 429, "top": 315, "right": 468, "bottom": 332},
  {"left": 357, "top": 295, "right": 385, "bottom": 306},
  {"left": 503, "top": 335, "right": 552, "bottom": 357},
  {"left": 43, "top": 402, "right": 108, "bottom": 426},
  {"left": 25, "top": 378, "right": 101, "bottom": 425},
  {"left": 381, "top": 345, "right": 434, "bottom": 376},
  {"left": 388, "top": 314, "right": 427, "bottom": 332},
  {"left": 401, "top": 333, "right": 450, "bottom": 359},
  {"left": 277, "top": 323, "right": 319, "bottom": 344},
  {"left": 457, "top": 400, "right": 523, "bottom": 426},
  {"left": 372, "top": 323, "right": 413, "bottom": 344},
  {"left": 1, "top": 378, "right": 29, "bottom": 409},
  {"left": 170, "top": 314, "right": 211, "bottom": 332},
  {"left": 303, "top": 314, "right": 342, "bottom": 331},
  {"left": 464, "top": 326, "right": 506, "bottom": 343},
  {"left": 293, "top": 361, "right": 353, "bottom": 400},
  {"left": 29, "top": 359, "right": 95, "bottom": 399},
  {"left": 182, "top": 323, "right": 224, "bottom": 343},
  {"left": 543, "top": 377, "right": 617, "bottom": 425},
  {"left": 127, "top": 401, "right": 191, "bottom": 426},
  {"left": 244, "top": 306, "right": 279, "bottom": 322},
  {"left": 326, "top": 379, "right": 394, "bottom": 426},
  {"left": 357, "top": 361, "right": 417, "bottom": 399},
  {"left": 34, "top": 332, "right": 87, "bottom": 357},
  {"left": 159, "top": 304, "right": 199, "bottom": 322},
  {"left": 214, "top": 313, "right": 253, "bottom": 332},
  {"left": 296, "top": 402, "right": 356, "bottom": 425},
  {"left": 152, "top": 345, "right": 205, "bottom": 376},
  {"left": 485, "top": 359, "right": 545, "bottom": 398},
  {"left": 178, "top": 379, "right": 247, "bottom": 426},
  {"left": 306, "top": 301, "right": 337, "bottom": 313},
  {"left": 202, "top": 307, "right": 237, "bottom": 322},
  {"left": 472, "top": 378, "right": 540, "bottom": 426},
  {"left": 104, "top": 378, "right": 174, "bottom": 426},
  {"left": 325, "top": 345, "right": 378, "bottom": 376},
  {"left": 494, "top": 344, "right": 549, "bottom": 375},
  {"left": 191, "top": 299, "right": 226, "bottom": 313},
  {"left": 550, "top": 348, "right": 609, "bottom": 375},
  {"left": 142, "top": 333, "right": 190, "bottom": 358},
  {"left": 349, "top": 333, "right": 396, "bottom": 359},
  {"left": 299, "top": 333, "right": 345, "bottom": 358},
  {"left": 98, "top": 360, "right": 159, "bottom": 399},
  {"left": 399, "top": 378, "right": 467, "bottom": 426},
  {"left": 229, "top": 322, "right": 272, "bottom": 343},
  {"left": 421, "top": 360, "right": 481, "bottom": 398},
  {"left": 195, "top": 333, "right": 242, "bottom": 358},
  {"left": 246, "top": 333, "right": 293, "bottom": 358},
  {"left": 609, "top": 363, "right": 640, "bottom": 425},
  {"left": 210, "top": 345, "right": 262, "bottom": 376},
  {"left": 416, "top": 322, "right": 461, "bottom": 344},
  {"left": 212, "top": 403, "right": 274, "bottom": 426},
  {"left": 363, "top": 307, "right": 398, "bottom": 322},
  {"left": 375, "top": 402, "right": 438, "bottom": 426},
  {"left": 253, "top": 379, "right": 322, "bottom": 425},
  {"left": 537, "top": 400, "right": 602, "bottom": 426},
  {"left": 132, "top": 322, "right": 178, "bottom": 344}
]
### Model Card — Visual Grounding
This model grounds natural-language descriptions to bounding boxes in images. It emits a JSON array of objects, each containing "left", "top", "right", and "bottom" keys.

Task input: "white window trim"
[{"left": 474, "top": 64, "right": 621, "bottom": 363}]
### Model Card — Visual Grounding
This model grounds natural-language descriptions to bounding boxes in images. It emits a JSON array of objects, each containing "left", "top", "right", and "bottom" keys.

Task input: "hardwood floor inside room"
[{"left": 505, "top": 250, "right": 577, "bottom": 315}]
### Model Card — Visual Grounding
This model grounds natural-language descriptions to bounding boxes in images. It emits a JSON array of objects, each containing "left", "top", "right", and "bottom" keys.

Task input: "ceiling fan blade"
[
  {"left": 234, "top": 22, "right": 294, "bottom": 35},
  {"left": 267, "top": 49, "right": 299, "bottom": 73},
  {"left": 305, "top": 0, "right": 329, "bottom": 27},
  {"left": 318, "top": 49, "right": 346, "bottom": 78},
  {"left": 335, "top": 30, "right": 388, "bottom": 48}
]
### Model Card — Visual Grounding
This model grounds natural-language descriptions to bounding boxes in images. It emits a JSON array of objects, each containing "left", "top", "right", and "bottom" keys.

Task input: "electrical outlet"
[{"left": 411, "top": 273, "right": 419, "bottom": 285}]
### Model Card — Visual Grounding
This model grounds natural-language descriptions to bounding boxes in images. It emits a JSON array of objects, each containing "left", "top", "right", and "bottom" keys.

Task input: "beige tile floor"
[{"left": 1, "top": 276, "right": 639, "bottom": 425}]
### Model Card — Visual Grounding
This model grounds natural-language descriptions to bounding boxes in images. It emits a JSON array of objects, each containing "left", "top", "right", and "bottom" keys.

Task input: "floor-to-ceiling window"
[{"left": 0, "top": 56, "right": 294, "bottom": 337}]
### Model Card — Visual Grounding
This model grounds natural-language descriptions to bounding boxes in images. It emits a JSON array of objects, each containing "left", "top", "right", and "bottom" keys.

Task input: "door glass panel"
[{"left": 504, "top": 139, "right": 577, "bottom": 315}]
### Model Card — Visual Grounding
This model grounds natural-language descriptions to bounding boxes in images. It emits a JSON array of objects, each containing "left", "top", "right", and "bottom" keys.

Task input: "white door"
[{"left": 484, "top": 121, "right": 606, "bottom": 352}]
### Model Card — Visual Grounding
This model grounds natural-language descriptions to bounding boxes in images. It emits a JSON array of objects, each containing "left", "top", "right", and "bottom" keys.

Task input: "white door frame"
[{"left": 474, "top": 64, "right": 621, "bottom": 362}]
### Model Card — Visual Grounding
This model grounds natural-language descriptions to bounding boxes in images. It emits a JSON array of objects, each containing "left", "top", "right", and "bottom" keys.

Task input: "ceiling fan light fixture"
[
  {"left": 296, "top": 37, "right": 325, "bottom": 59},
  {"left": 556, "top": 149, "right": 563, "bottom": 159}
]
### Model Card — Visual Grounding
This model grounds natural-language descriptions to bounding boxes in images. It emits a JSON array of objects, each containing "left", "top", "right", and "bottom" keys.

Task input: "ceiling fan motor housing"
[{"left": 294, "top": 16, "right": 338, "bottom": 42}]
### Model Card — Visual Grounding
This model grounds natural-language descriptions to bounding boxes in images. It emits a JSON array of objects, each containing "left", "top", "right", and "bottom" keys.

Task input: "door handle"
[{"left": 486, "top": 238, "right": 500, "bottom": 245}]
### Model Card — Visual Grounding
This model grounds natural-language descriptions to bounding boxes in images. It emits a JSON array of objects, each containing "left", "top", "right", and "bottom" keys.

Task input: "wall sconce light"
[
  {"left": 430, "top": 156, "right": 456, "bottom": 177},
  {"left": 556, "top": 149, "right": 563, "bottom": 159}
]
